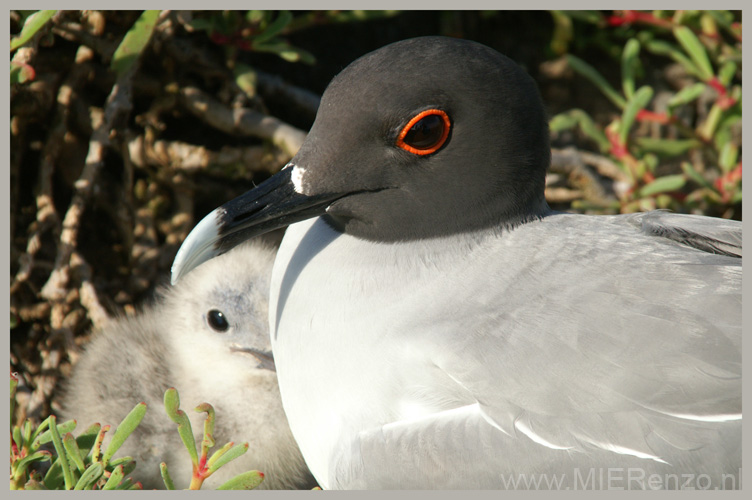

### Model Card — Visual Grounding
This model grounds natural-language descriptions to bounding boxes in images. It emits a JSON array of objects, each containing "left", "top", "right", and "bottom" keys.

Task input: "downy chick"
[{"left": 60, "top": 240, "right": 315, "bottom": 489}]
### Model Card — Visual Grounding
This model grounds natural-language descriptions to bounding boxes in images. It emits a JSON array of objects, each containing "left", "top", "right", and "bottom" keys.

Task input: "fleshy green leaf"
[
  {"left": 110, "top": 10, "right": 161, "bottom": 78},
  {"left": 217, "top": 470, "right": 265, "bottom": 490},
  {"left": 719, "top": 142, "right": 739, "bottom": 172},
  {"left": 667, "top": 82, "right": 706, "bottom": 108},
  {"left": 160, "top": 462, "right": 176, "bottom": 490},
  {"left": 48, "top": 416, "right": 76, "bottom": 490},
  {"left": 730, "top": 189, "right": 742, "bottom": 204},
  {"left": 253, "top": 41, "right": 315, "bottom": 65},
  {"left": 33, "top": 418, "right": 76, "bottom": 447},
  {"left": 635, "top": 138, "right": 702, "bottom": 156},
  {"left": 29, "top": 415, "right": 51, "bottom": 445},
  {"left": 673, "top": 26, "right": 714, "bottom": 81},
  {"left": 13, "top": 425, "right": 24, "bottom": 450},
  {"left": 126, "top": 479, "right": 143, "bottom": 490},
  {"left": 90, "top": 424, "right": 109, "bottom": 464},
  {"left": 549, "top": 11, "right": 573, "bottom": 55},
  {"left": 63, "top": 433, "right": 85, "bottom": 473},
  {"left": 10, "top": 10, "right": 57, "bottom": 51},
  {"left": 643, "top": 39, "right": 703, "bottom": 80},
  {"left": 102, "top": 402, "right": 147, "bottom": 466},
  {"left": 619, "top": 85, "right": 654, "bottom": 145},
  {"left": 73, "top": 462, "right": 103, "bottom": 490},
  {"left": 549, "top": 109, "right": 611, "bottom": 153},
  {"left": 234, "top": 62, "right": 258, "bottom": 97},
  {"left": 42, "top": 457, "right": 64, "bottom": 489},
  {"left": 557, "top": 10, "right": 603, "bottom": 24},
  {"left": 206, "top": 441, "right": 236, "bottom": 470},
  {"left": 278, "top": 48, "right": 316, "bottom": 65},
  {"left": 14, "top": 450, "right": 52, "bottom": 475},
  {"left": 74, "top": 423, "right": 101, "bottom": 458},
  {"left": 246, "top": 10, "right": 267, "bottom": 24},
  {"left": 643, "top": 153, "right": 659, "bottom": 173},
  {"left": 566, "top": 54, "right": 626, "bottom": 109},
  {"left": 109, "top": 456, "right": 137, "bottom": 477},
  {"left": 23, "top": 419, "right": 33, "bottom": 447},
  {"left": 638, "top": 174, "right": 686, "bottom": 198},
  {"left": 713, "top": 113, "right": 741, "bottom": 157},
  {"left": 681, "top": 162, "right": 714, "bottom": 191},
  {"left": 207, "top": 443, "right": 249, "bottom": 474},
  {"left": 698, "top": 103, "right": 723, "bottom": 140},
  {"left": 195, "top": 402, "right": 216, "bottom": 462},
  {"left": 252, "top": 10, "right": 292, "bottom": 45},
  {"left": 705, "top": 10, "right": 734, "bottom": 28},
  {"left": 621, "top": 38, "right": 641, "bottom": 100},
  {"left": 718, "top": 61, "right": 737, "bottom": 87},
  {"left": 102, "top": 464, "right": 125, "bottom": 490},
  {"left": 10, "top": 62, "right": 36, "bottom": 84},
  {"left": 164, "top": 388, "right": 198, "bottom": 465},
  {"left": 549, "top": 113, "right": 578, "bottom": 131}
]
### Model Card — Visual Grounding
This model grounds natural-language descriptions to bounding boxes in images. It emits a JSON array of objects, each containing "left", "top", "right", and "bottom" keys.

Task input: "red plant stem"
[
  {"left": 667, "top": 191, "right": 688, "bottom": 202},
  {"left": 636, "top": 110, "right": 674, "bottom": 125},
  {"left": 189, "top": 452, "right": 211, "bottom": 489},
  {"left": 607, "top": 10, "right": 674, "bottom": 29},
  {"left": 197, "top": 454, "right": 208, "bottom": 476},
  {"left": 708, "top": 77, "right": 737, "bottom": 110},
  {"left": 606, "top": 128, "right": 630, "bottom": 162},
  {"left": 210, "top": 32, "right": 252, "bottom": 51},
  {"left": 715, "top": 163, "right": 742, "bottom": 202},
  {"left": 708, "top": 77, "right": 727, "bottom": 96},
  {"left": 730, "top": 22, "right": 742, "bottom": 41}
]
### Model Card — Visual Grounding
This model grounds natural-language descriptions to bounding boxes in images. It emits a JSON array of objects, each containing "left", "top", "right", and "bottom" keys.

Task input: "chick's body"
[{"left": 61, "top": 241, "right": 314, "bottom": 489}]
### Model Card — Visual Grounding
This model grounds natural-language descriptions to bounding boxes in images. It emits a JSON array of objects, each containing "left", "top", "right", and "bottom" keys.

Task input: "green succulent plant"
[
  {"left": 10, "top": 373, "right": 263, "bottom": 490},
  {"left": 549, "top": 10, "right": 741, "bottom": 217}
]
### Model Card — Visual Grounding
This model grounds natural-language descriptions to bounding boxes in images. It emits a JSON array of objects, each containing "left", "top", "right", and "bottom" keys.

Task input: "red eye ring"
[{"left": 396, "top": 109, "right": 451, "bottom": 156}]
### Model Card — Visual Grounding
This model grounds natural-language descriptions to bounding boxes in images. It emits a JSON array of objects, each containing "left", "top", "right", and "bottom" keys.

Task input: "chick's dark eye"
[
  {"left": 396, "top": 109, "right": 451, "bottom": 155},
  {"left": 207, "top": 309, "right": 229, "bottom": 332}
]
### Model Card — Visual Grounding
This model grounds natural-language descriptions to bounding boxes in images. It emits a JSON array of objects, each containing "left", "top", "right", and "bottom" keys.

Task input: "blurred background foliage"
[{"left": 9, "top": 9, "right": 742, "bottom": 488}]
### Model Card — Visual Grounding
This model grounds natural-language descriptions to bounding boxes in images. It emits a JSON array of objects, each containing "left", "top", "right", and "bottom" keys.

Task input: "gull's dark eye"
[
  {"left": 207, "top": 309, "right": 229, "bottom": 332},
  {"left": 396, "top": 109, "right": 451, "bottom": 155}
]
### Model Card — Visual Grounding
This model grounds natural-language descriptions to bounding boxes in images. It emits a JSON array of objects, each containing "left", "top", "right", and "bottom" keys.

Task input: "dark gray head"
[
  {"left": 172, "top": 36, "right": 550, "bottom": 283},
  {"left": 298, "top": 36, "right": 550, "bottom": 240}
]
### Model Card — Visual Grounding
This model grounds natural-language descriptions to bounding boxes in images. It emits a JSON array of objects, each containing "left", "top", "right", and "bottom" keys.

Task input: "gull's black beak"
[{"left": 171, "top": 166, "right": 340, "bottom": 284}]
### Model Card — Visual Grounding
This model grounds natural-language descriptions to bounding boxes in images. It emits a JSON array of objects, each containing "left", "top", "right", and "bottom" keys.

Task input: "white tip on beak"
[{"left": 171, "top": 208, "right": 223, "bottom": 285}]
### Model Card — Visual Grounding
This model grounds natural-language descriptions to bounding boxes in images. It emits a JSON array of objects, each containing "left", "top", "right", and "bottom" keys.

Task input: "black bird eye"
[
  {"left": 207, "top": 309, "right": 229, "bottom": 332},
  {"left": 396, "top": 109, "right": 451, "bottom": 155}
]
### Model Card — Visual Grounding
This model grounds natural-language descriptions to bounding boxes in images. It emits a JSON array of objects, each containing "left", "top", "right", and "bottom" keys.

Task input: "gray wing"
[
  {"left": 634, "top": 211, "right": 741, "bottom": 258},
  {"left": 333, "top": 403, "right": 740, "bottom": 489},
  {"left": 395, "top": 212, "right": 741, "bottom": 485}
]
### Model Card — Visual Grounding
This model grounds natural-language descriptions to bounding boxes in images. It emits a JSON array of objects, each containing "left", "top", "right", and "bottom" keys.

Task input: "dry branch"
[
  {"left": 179, "top": 86, "right": 307, "bottom": 158},
  {"left": 550, "top": 146, "right": 627, "bottom": 203},
  {"left": 255, "top": 69, "right": 321, "bottom": 118}
]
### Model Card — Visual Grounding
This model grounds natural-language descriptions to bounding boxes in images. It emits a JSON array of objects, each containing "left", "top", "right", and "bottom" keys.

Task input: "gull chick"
[{"left": 61, "top": 241, "right": 315, "bottom": 489}]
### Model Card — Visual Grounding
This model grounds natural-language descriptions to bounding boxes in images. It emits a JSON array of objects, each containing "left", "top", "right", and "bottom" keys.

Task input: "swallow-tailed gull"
[{"left": 170, "top": 37, "right": 741, "bottom": 489}]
